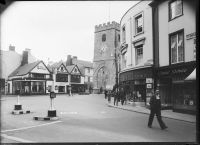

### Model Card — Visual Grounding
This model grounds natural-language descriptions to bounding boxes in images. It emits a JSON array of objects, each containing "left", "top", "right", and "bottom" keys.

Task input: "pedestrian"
[
  {"left": 120, "top": 88, "right": 125, "bottom": 105},
  {"left": 114, "top": 89, "right": 119, "bottom": 106},
  {"left": 105, "top": 90, "right": 108, "bottom": 99},
  {"left": 108, "top": 91, "right": 111, "bottom": 103},
  {"left": 148, "top": 89, "right": 168, "bottom": 130}
]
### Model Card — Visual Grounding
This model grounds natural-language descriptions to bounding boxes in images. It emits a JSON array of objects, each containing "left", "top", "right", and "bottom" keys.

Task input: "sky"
[{"left": 1, "top": 1, "right": 139, "bottom": 64}]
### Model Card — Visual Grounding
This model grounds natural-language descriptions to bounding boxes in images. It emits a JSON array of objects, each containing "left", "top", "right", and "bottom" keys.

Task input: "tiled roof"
[
  {"left": 47, "top": 61, "right": 63, "bottom": 72},
  {"left": 9, "top": 61, "right": 41, "bottom": 77},
  {"left": 72, "top": 59, "right": 93, "bottom": 68}
]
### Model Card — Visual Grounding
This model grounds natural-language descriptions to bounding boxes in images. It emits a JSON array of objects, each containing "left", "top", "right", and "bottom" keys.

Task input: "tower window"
[
  {"left": 118, "top": 34, "right": 120, "bottom": 42},
  {"left": 102, "top": 34, "right": 106, "bottom": 42}
]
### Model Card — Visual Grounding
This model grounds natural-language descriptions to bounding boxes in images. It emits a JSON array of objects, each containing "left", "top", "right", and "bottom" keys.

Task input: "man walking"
[{"left": 148, "top": 89, "right": 168, "bottom": 130}]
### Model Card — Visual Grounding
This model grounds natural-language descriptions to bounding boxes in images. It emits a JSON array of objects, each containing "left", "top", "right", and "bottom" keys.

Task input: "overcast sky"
[{"left": 1, "top": 1, "right": 139, "bottom": 63}]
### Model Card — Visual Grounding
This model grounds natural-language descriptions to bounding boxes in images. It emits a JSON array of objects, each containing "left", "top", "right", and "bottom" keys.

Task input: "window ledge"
[{"left": 134, "top": 31, "right": 144, "bottom": 37}]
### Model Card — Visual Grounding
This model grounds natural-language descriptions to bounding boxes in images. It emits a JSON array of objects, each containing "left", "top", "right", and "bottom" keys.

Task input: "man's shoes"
[
  {"left": 148, "top": 125, "right": 152, "bottom": 128},
  {"left": 161, "top": 126, "right": 168, "bottom": 130}
]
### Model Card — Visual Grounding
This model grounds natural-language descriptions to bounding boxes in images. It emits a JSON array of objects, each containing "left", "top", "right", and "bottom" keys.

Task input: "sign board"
[
  {"left": 146, "top": 84, "right": 152, "bottom": 89},
  {"left": 146, "top": 78, "right": 153, "bottom": 83},
  {"left": 186, "top": 32, "right": 196, "bottom": 40},
  {"left": 50, "top": 92, "right": 56, "bottom": 98}
]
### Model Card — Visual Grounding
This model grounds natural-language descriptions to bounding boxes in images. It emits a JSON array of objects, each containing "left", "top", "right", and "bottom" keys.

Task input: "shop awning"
[{"left": 185, "top": 68, "right": 196, "bottom": 81}]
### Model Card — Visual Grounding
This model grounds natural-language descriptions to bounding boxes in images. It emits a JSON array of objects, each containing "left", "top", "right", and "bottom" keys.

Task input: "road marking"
[
  {"left": 1, "top": 134, "right": 35, "bottom": 143},
  {"left": 1, "top": 120, "right": 62, "bottom": 133},
  {"left": 60, "top": 111, "right": 78, "bottom": 114}
]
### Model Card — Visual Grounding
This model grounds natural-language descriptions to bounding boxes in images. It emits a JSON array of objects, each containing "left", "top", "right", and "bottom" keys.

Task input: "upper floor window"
[
  {"left": 135, "top": 45, "right": 143, "bottom": 65},
  {"left": 170, "top": 30, "right": 184, "bottom": 64},
  {"left": 169, "top": 0, "right": 183, "bottom": 20},
  {"left": 118, "top": 34, "right": 120, "bottom": 42},
  {"left": 102, "top": 34, "right": 106, "bottom": 42},
  {"left": 135, "top": 13, "right": 143, "bottom": 35},
  {"left": 87, "top": 68, "right": 90, "bottom": 73},
  {"left": 122, "top": 25, "right": 126, "bottom": 43},
  {"left": 122, "top": 52, "right": 127, "bottom": 69}
]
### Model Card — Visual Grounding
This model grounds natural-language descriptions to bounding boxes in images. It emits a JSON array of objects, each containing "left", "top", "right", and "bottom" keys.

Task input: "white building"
[{"left": 119, "top": 1, "right": 154, "bottom": 105}]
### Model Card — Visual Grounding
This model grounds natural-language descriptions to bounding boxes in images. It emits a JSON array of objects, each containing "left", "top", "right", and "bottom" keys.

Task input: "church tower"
[{"left": 93, "top": 21, "right": 120, "bottom": 91}]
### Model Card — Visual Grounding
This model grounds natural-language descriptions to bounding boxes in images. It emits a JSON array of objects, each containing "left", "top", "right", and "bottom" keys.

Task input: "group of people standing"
[
  {"left": 104, "top": 88, "right": 126, "bottom": 106},
  {"left": 104, "top": 88, "right": 168, "bottom": 130}
]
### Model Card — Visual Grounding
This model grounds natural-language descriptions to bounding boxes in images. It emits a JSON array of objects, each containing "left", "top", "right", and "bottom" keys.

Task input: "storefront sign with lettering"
[{"left": 186, "top": 32, "right": 196, "bottom": 40}]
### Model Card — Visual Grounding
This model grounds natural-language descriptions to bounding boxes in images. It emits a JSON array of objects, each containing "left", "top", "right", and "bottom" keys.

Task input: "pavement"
[{"left": 107, "top": 97, "right": 196, "bottom": 123}]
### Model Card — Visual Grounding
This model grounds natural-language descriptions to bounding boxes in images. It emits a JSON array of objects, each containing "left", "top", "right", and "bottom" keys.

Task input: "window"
[
  {"left": 56, "top": 74, "right": 68, "bottom": 82},
  {"left": 122, "top": 52, "right": 127, "bottom": 69},
  {"left": 170, "top": 30, "right": 184, "bottom": 64},
  {"left": 135, "top": 46, "right": 143, "bottom": 65},
  {"left": 102, "top": 34, "right": 106, "bottom": 42},
  {"left": 122, "top": 25, "right": 126, "bottom": 43},
  {"left": 135, "top": 14, "right": 143, "bottom": 35},
  {"left": 118, "top": 34, "right": 120, "bottom": 42},
  {"left": 88, "top": 77, "right": 90, "bottom": 82},
  {"left": 87, "top": 68, "right": 90, "bottom": 73},
  {"left": 169, "top": 0, "right": 183, "bottom": 20},
  {"left": 71, "top": 75, "right": 80, "bottom": 83}
]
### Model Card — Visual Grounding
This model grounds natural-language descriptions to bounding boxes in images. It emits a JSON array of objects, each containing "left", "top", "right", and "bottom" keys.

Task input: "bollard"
[{"left": 12, "top": 90, "right": 30, "bottom": 115}]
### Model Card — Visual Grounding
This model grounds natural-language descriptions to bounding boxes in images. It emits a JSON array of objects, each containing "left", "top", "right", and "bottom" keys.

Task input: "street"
[{"left": 1, "top": 94, "right": 196, "bottom": 143}]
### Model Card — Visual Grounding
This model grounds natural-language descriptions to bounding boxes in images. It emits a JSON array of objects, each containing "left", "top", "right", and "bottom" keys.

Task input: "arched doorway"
[{"left": 96, "top": 66, "right": 109, "bottom": 90}]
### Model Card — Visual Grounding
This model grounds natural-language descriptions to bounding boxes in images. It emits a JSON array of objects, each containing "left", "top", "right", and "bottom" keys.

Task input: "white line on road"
[
  {"left": 1, "top": 134, "right": 35, "bottom": 143},
  {"left": 1, "top": 120, "right": 62, "bottom": 133}
]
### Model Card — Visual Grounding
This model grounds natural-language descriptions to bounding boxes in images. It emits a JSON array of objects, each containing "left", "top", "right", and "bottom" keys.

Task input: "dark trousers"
[
  {"left": 114, "top": 97, "right": 118, "bottom": 106},
  {"left": 148, "top": 109, "right": 167, "bottom": 129}
]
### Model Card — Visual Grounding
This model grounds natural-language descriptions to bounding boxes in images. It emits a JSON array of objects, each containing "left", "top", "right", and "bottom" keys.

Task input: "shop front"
[
  {"left": 156, "top": 61, "right": 196, "bottom": 114},
  {"left": 119, "top": 66, "right": 154, "bottom": 104},
  {"left": 8, "top": 61, "right": 52, "bottom": 95}
]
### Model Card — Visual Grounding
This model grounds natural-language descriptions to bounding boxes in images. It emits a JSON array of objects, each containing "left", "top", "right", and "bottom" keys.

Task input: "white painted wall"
[
  {"left": 158, "top": 0, "right": 196, "bottom": 66},
  {"left": 120, "top": 1, "right": 153, "bottom": 71}
]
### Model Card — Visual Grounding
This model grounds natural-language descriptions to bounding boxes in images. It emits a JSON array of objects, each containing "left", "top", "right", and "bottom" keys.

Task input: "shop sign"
[
  {"left": 37, "top": 65, "right": 46, "bottom": 70},
  {"left": 186, "top": 32, "right": 196, "bottom": 40},
  {"left": 189, "top": 100, "right": 194, "bottom": 106},
  {"left": 146, "top": 84, "right": 152, "bottom": 89},
  {"left": 146, "top": 78, "right": 153, "bottom": 83}
]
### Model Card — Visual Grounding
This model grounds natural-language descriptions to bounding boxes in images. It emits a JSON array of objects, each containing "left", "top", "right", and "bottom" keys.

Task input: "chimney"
[
  {"left": 9, "top": 44, "right": 15, "bottom": 51},
  {"left": 21, "top": 50, "right": 28, "bottom": 66},
  {"left": 66, "top": 55, "right": 72, "bottom": 66},
  {"left": 25, "top": 48, "right": 31, "bottom": 53},
  {"left": 73, "top": 56, "right": 77, "bottom": 61}
]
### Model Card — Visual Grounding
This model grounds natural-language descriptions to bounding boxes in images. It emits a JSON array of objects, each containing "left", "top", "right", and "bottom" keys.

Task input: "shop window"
[
  {"left": 102, "top": 34, "right": 106, "bottom": 42},
  {"left": 135, "top": 45, "right": 143, "bottom": 65},
  {"left": 122, "top": 25, "right": 126, "bottom": 43},
  {"left": 169, "top": 0, "right": 183, "bottom": 20},
  {"left": 122, "top": 52, "right": 127, "bottom": 69},
  {"left": 170, "top": 30, "right": 184, "bottom": 64},
  {"left": 135, "top": 13, "right": 143, "bottom": 35}
]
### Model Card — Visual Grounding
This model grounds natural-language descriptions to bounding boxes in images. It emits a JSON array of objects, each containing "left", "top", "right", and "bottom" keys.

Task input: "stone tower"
[{"left": 93, "top": 21, "right": 120, "bottom": 91}]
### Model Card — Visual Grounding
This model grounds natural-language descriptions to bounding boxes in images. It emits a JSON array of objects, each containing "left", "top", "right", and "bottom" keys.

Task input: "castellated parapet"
[{"left": 95, "top": 21, "right": 120, "bottom": 32}]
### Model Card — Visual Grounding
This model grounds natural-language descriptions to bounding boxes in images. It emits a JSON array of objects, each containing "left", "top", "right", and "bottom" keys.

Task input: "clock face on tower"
[{"left": 99, "top": 44, "right": 107, "bottom": 55}]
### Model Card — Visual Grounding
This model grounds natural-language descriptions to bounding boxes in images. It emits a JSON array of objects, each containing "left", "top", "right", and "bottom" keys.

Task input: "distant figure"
[
  {"left": 100, "top": 87, "right": 103, "bottom": 94},
  {"left": 114, "top": 89, "right": 119, "bottom": 106},
  {"left": 104, "top": 90, "right": 108, "bottom": 99},
  {"left": 107, "top": 91, "right": 111, "bottom": 103},
  {"left": 148, "top": 89, "right": 168, "bottom": 130}
]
